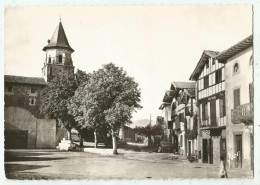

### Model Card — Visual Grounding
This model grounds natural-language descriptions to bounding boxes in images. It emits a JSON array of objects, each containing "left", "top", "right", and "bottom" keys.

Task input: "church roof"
[
  {"left": 43, "top": 22, "right": 74, "bottom": 52},
  {"left": 4, "top": 75, "right": 47, "bottom": 86}
]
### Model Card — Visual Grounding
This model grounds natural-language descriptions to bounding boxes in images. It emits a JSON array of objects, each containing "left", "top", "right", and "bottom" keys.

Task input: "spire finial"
[{"left": 60, "top": 15, "right": 62, "bottom": 22}]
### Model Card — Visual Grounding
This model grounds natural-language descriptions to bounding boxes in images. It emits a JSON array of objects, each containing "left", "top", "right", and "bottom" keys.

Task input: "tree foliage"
[
  {"left": 40, "top": 73, "right": 77, "bottom": 130},
  {"left": 68, "top": 63, "right": 142, "bottom": 153},
  {"left": 41, "top": 71, "right": 89, "bottom": 137}
]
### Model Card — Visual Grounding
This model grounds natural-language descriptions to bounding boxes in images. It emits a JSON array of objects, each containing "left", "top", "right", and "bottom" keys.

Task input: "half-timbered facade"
[
  {"left": 159, "top": 82, "right": 196, "bottom": 156},
  {"left": 190, "top": 50, "right": 226, "bottom": 165}
]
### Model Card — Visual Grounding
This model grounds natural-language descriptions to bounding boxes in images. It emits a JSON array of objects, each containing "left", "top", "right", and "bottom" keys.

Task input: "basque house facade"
[
  {"left": 217, "top": 35, "right": 253, "bottom": 170},
  {"left": 190, "top": 50, "right": 226, "bottom": 165},
  {"left": 159, "top": 82, "right": 196, "bottom": 156},
  {"left": 4, "top": 21, "right": 74, "bottom": 149}
]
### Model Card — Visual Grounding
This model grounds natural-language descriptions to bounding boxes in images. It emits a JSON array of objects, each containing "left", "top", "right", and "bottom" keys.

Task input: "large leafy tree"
[
  {"left": 68, "top": 82, "right": 107, "bottom": 148},
  {"left": 69, "top": 63, "right": 142, "bottom": 154},
  {"left": 40, "top": 71, "right": 89, "bottom": 141}
]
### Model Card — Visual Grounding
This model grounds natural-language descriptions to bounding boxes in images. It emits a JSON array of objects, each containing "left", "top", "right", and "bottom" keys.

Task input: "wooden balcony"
[
  {"left": 200, "top": 117, "right": 226, "bottom": 130},
  {"left": 231, "top": 103, "right": 253, "bottom": 124}
]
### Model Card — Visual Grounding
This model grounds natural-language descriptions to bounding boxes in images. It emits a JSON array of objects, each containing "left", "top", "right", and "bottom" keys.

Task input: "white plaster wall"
[{"left": 225, "top": 46, "right": 253, "bottom": 169}]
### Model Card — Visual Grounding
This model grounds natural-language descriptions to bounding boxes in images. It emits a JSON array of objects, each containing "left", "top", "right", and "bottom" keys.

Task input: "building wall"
[
  {"left": 5, "top": 106, "right": 57, "bottom": 149},
  {"left": 225, "top": 46, "right": 253, "bottom": 170},
  {"left": 4, "top": 82, "right": 66, "bottom": 148},
  {"left": 4, "top": 83, "right": 46, "bottom": 118}
]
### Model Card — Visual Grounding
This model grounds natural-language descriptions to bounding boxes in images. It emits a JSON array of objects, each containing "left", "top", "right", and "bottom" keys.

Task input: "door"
[
  {"left": 5, "top": 130, "right": 28, "bottom": 149},
  {"left": 209, "top": 138, "right": 213, "bottom": 164},
  {"left": 202, "top": 139, "right": 208, "bottom": 163},
  {"left": 188, "top": 141, "right": 192, "bottom": 156},
  {"left": 210, "top": 100, "right": 216, "bottom": 126},
  {"left": 235, "top": 135, "right": 243, "bottom": 168}
]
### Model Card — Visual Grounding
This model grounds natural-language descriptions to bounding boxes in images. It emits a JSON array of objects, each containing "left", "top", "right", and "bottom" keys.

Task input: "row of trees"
[{"left": 40, "top": 63, "right": 142, "bottom": 154}]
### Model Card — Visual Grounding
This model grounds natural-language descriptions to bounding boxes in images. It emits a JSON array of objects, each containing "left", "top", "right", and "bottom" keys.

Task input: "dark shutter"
[
  {"left": 219, "top": 69, "right": 222, "bottom": 83},
  {"left": 215, "top": 70, "right": 219, "bottom": 84},
  {"left": 249, "top": 83, "right": 253, "bottom": 103},
  {"left": 205, "top": 103, "right": 208, "bottom": 119},
  {"left": 234, "top": 88, "right": 240, "bottom": 107},
  {"left": 204, "top": 76, "right": 209, "bottom": 88}
]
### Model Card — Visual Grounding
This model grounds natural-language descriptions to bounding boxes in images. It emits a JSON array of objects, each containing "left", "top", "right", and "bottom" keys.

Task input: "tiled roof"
[
  {"left": 171, "top": 81, "right": 196, "bottom": 90},
  {"left": 189, "top": 50, "right": 220, "bottom": 81},
  {"left": 204, "top": 50, "right": 220, "bottom": 58},
  {"left": 217, "top": 35, "right": 253, "bottom": 62},
  {"left": 4, "top": 75, "right": 47, "bottom": 85},
  {"left": 43, "top": 22, "right": 74, "bottom": 52}
]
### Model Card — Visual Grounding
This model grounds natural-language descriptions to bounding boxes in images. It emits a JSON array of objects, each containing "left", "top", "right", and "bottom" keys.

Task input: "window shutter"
[
  {"left": 215, "top": 70, "right": 218, "bottom": 84},
  {"left": 249, "top": 83, "right": 253, "bottom": 103},
  {"left": 205, "top": 103, "right": 208, "bottom": 119},
  {"left": 237, "top": 89, "right": 240, "bottom": 106}
]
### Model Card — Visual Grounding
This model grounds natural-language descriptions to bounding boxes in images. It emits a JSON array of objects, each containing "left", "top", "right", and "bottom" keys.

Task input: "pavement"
[{"left": 4, "top": 146, "right": 253, "bottom": 180}]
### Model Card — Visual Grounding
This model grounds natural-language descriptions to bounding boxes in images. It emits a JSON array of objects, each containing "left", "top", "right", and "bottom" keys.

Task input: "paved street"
[{"left": 5, "top": 148, "right": 253, "bottom": 179}]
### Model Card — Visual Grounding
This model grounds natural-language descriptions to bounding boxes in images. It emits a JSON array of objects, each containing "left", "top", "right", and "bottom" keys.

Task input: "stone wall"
[
  {"left": 4, "top": 83, "right": 46, "bottom": 118},
  {"left": 5, "top": 106, "right": 57, "bottom": 149},
  {"left": 36, "top": 119, "right": 56, "bottom": 148}
]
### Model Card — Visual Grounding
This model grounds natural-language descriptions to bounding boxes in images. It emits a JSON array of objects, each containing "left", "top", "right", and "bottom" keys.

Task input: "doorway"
[
  {"left": 188, "top": 141, "right": 192, "bottom": 156},
  {"left": 235, "top": 134, "right": 243, "bottom": 168},
  {"left": 202, "top": 139, "right": 208, "bottom": 163}
]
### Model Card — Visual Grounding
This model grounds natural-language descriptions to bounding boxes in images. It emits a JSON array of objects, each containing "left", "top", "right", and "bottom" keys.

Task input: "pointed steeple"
[{"left": 43, "top": 22, "right": 74, "bottom": 52}]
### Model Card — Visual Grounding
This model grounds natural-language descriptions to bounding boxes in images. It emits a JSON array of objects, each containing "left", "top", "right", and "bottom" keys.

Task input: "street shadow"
[
  {"left": 5, "top": 163, "right": 49, "bottom": 174},
  {"left": 5, "top": 151, "right": 67, "bottom": 162}
]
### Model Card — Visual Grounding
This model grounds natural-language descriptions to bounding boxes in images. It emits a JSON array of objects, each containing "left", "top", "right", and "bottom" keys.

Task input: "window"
[
  {"left": 59, "top": 55, "right": 62, "bottom": 63},
  {"left": 30, "top": 87, "right": 36, "bottom": 94},
  {"left": 249, "top": 55, "right": 253, "bottom": 65},
  {"left": 215, "top": 69, "right": 222, "bottom": 84},
  {"left": 204, "top": 76, "right": 209, "bottom": 89},
  {"left": 29, "top": 98, "right": 36, "bottom": 106},
  {"left": 212, "top": 59, "right": 215, "bottom": 65},
  {"left": 206, "top": 60, "right": 209, "bottom": 68},
  {"left": 249, "top": 83, "right": 253, "bottom": 103},
  {"left": 48, "top": 56, "right": 51, "bottom": 63},
  {"left": 6, "top": 84, "right": 13, "bottom": 93},
  {"left": 202, "top": 103, "right": 208, "bottom": 120},
  {"left": 220, "top": 98, "right": 226, "bottom": 118},
  {"left": 180, "top": 135, "right": 183, "bottom": 147},
  {"left": 233, "top": 63, "right": 239, "bottom": 74},
  {"left": 233, "top": 88, "right": 240, "bottom": 108}
]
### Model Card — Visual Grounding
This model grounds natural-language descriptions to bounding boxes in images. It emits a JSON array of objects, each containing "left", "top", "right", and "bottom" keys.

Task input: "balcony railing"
[
  {"left": 231, "top": 103, "right": 253, "bottom": 124},
  {"left": 200, "top": 117, "right": 226, "bottom": 129}
]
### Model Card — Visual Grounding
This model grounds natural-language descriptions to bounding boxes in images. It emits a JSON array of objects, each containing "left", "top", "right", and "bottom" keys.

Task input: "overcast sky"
[{"left": 4, "top": 5, "right": 252, "bottom": 122}]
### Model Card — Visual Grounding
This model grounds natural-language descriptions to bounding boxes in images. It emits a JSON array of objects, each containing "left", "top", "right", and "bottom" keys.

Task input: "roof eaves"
[{"left": 217, "top": 35, "right": 253, "bottom": 63}]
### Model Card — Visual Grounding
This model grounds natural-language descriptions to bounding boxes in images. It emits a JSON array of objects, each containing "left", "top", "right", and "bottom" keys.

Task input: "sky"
[{"left": 4, "top": 5, "right": 252, "bottom": 122}]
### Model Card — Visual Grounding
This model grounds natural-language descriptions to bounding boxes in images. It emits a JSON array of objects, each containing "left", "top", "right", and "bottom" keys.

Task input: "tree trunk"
[
  {"left": 79, "top": 134, "right": 83, "bottom": 147},
  {"left": 147, "top": 135, "right": 152, "bottom": 147},
  {"left": 67, "top": 129, "right": 72, "bottom": 142},
  {"left": 111, "top": 129, "right": 118, "bottom": 154},
  {"left": 94, "top": 129, "right": 98, "bottom": 148}
]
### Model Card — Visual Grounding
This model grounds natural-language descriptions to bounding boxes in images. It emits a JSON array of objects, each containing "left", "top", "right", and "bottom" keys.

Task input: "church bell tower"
[{"left": 42, "top": 21, "right": 75, "bottom": 82}]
